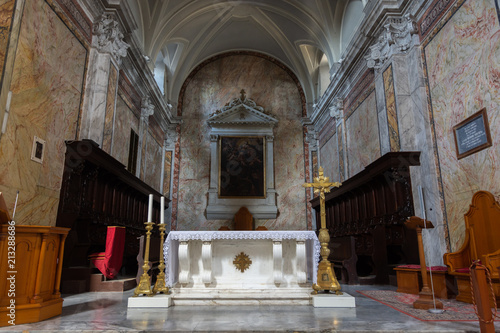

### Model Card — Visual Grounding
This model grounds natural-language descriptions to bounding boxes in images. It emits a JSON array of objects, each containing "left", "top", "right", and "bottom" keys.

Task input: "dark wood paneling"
[
  {"left": 312, "top": 152, "right": 421, "bottom": 284},
  {"left": 56, "top": 140, "right": 169, "bottom": 278}
]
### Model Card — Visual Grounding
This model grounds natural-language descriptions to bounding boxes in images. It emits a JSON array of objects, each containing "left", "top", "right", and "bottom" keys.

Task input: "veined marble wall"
[
  {"left": 112, "top": 94, "right": 139, "bottom": 166},
  {"left": 319, "top": 134, "right": 340, "bottom": 183},
  {"left": 345, "top": 91, "right": 381, "bottom": 177},
  {"left": 0, "top": 0, "right": 15, "bottom": 86},
  {"left": 0, "top": 0, "right": 87, "bottom": 225},
  {"left": 144, "top": 130, "right": 162, "bottom": 192},
  {"left": 177, "top": 55, "right": 306, "bottom": 230},
  {"left": 423, "top": 0, "right": 500, "bottom": 251}
]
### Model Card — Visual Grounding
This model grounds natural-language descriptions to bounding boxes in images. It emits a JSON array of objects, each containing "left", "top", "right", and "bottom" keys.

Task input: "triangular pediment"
[{"left": 208, "top": 90, "right": 278, "bottom": 127}]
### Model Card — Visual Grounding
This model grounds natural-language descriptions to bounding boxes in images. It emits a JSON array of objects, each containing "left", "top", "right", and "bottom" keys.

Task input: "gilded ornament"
[{"left": 233, "top": 252, "right": 252, "bottom": 272}]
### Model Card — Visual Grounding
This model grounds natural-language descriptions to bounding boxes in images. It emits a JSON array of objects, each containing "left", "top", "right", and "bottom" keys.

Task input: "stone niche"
[{"left": 206, "top": 91, "right": 278, "bottom": 220}]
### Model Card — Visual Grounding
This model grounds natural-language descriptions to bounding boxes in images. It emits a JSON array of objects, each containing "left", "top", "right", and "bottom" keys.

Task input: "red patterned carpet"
[{"left": 357, "top": 290, "right": 499, "bottom": 322}]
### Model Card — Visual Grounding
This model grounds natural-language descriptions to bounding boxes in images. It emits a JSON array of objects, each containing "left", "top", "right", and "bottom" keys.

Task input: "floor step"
[{"left": 89, "top": 274, "right": 137, "bottom": 292}]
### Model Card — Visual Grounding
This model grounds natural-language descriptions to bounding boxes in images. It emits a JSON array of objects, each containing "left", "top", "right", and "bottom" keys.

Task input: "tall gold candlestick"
[
  {"left": 152, "top": 223, "right": 169, "bottom": 294},
  {"left": 133, "top": 221, "right": 155, "bottom": 297},
  {"left": 303, "top": 166, "right": 342, "bottom": 295}
]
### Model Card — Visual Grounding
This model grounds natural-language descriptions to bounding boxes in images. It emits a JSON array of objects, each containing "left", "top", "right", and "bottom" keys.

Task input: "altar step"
[
  {"left": 89, "top": 274, "right": 137, "bottom": 292},
  {"left": 170, "top": 287, "right": 313, "bottom": 305}
]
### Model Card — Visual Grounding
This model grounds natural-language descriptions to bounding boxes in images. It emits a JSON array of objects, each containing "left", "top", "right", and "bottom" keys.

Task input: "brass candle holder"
[
  {"left": 303, "top": 166, "right": 342, "bottom": 295},
  {"left": 152, "top": 223, "right": 169, "bottom": 294},
  {"left": 133, "top": 221, "right": 155, "bottom": 297}
]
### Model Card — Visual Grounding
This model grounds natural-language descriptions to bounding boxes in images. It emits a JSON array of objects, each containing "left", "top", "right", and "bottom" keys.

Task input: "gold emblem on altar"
[{"left": 233, "top": 252, "right": 252, "bottom": 272}]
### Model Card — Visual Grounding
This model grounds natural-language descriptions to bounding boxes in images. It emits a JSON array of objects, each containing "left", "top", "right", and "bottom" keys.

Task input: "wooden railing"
[{"left": 311, "top": 152, "right": 421, "bottom": 284}]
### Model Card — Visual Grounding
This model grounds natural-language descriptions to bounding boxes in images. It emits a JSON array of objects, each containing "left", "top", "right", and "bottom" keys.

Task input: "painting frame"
[
  {"left": 452, "top": 108, "right": 492, "bottom": 160},
  {"left": 218, "top": 136, "right": 266, "bottom": 198}
]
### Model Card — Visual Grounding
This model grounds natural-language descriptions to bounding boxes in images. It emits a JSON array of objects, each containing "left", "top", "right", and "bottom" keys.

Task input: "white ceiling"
[{"left": 126, "top": 0, "right": 366, "bottom": 108}]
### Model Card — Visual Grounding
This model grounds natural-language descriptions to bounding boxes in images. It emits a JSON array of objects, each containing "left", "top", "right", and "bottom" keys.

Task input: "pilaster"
[{"left": 79, "top": 13, "right": 129, "bottom": 146}]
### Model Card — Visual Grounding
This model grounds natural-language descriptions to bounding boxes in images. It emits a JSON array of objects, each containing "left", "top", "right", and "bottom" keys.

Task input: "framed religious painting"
[
  {"left": 452, "top": 108, "right": 492, "bottom": 160},
  {"left": 219, "top": 136, "right": 266, "bottom": 198}
]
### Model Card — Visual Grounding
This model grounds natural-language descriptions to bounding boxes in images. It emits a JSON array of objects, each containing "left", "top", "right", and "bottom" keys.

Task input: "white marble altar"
[{"left": 164, "top": 231, "right": 320, "bottom": 305}]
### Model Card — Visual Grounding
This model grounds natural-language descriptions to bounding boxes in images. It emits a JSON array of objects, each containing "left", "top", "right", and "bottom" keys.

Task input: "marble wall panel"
[
  {"left": 345, "top": 91, "right": 381, "bottom": 177},
  {"left": 0, "top": 0, "right": 86, "bottom": 226},
  {"left": 144, "top": 131, "right": 162, "bottom": 192},
  {"left": 383, "top": 64, "right": 401, "bottom": 152},
  {"left": 337, "top": 124, "right": 345, "bottom": 182},
  {"left": 112, "top": 94, "right": 139, "bottom": 167},
  {"left": 0, "top": 0, "right": 15, "bottom": 87},
  {"left": 424, "top": 0, "right": 500, "bottom": 251},
  {"left": 102, "top": 64, "right": 117, "bottom": 154},
  {"left": 319, "top": 133, "right": 339, "bottom": 183},
  {"left": 163, "top": 150, "right": 172, "bottom": 198},
  {"left": 176, "top": 55, "right": 306, "bottom": 231}
]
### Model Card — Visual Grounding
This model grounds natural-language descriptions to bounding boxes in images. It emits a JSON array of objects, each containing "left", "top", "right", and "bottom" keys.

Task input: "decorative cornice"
[
  {"left": 92, "top": 13, "right": 129, "bottom": 64},
  {"left": 55, "top": 0, "right": 92, "bottom": 42},
  {"left": 366, "top": 14, "right": 419, "bottom": 70},
  {"left": 418, "top": 0, "right": 454, "bottom": 40}
]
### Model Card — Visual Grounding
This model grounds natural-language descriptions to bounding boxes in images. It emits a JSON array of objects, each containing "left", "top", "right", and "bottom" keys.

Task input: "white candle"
[
  {"left": 147, "top": 194, "right": 153, "bottom": 222},
  {"left": 160, "top": 196, "right": 165, "bottom": 224}
]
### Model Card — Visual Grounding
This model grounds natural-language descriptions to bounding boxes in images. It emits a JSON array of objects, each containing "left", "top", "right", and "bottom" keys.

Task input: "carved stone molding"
[
  {"left": 305, "top": 125, "right": 318, "bottom": 151},
  {"left": 328, "top": 98, "right": 344, "bottom": 121},
  {"left": 141, "top": 96, "right": 155, "bottom": 120},
  {"left": 165, "top": 125, "right": 178, "bottom": 148},
  {"left": 93, "top": 13, "right": 130, "bottom": 64},
  {"left": 366, "top": 14, "right": 419, "bottom": 69}
]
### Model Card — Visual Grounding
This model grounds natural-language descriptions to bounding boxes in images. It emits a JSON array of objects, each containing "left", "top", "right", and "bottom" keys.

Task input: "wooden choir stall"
[
  {"left": 443, "top": 190, "right": 500, "bottom": 304},
  {"left": 55, "top": 140, "right": 168, "bottom": 293},
  {"left": 311, "top": 152, "right": 421, "bottom": 285}
]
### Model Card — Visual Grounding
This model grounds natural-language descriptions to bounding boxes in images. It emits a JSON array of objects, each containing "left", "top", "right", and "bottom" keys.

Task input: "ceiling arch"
[{"left": 127, "top": 0, "right": 361, "bottom": 112}]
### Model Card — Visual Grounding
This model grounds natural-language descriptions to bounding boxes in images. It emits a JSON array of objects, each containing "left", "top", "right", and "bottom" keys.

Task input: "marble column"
[{"left": 79, "top": 14, "right": 129, "bottom": 146}]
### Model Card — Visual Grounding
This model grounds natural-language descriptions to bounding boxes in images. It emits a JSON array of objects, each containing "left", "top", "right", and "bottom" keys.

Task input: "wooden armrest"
[{"left": 484, "top": 250, "right": 500, "bottom": 278}]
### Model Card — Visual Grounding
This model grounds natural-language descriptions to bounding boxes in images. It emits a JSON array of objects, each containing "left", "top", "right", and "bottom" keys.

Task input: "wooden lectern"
[{"left": 405, "top": 216, "right": 443, "bottom": 310}]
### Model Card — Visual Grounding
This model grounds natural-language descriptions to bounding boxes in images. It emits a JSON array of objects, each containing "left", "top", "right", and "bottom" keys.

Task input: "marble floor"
[{"left": 5, "top": 284, "right": 496, "bottom": 332}]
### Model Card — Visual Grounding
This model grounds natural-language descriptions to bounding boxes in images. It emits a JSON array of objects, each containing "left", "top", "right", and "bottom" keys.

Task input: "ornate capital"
[
  {"left": 328, "top": 98, "right": 344, "bottom": 121},
  {"left": 165, "top": 125, "right": 178, "bottom": 148},
  {"left": 265, "top": 135, "right": 274, "bottom": 142},
  {"left": 141, "top": 97, "right": 155, "bottom": 120},
  {"left": 210, "top": 134, "right": 218, "bottom": 142},
  {"left": 93, "top": 14, "right": 130, "bottom": 64},
  {"left": 305, "top": 125, "right": 318, "bottom": 150},
  {"left": 366, "top": 14, "right": 418, "bottom": 69}
]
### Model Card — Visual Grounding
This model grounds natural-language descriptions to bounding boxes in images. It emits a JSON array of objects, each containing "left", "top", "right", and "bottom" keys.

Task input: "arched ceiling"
[{"left": 127, "top": 0, "right": 361, "bottom": 109}]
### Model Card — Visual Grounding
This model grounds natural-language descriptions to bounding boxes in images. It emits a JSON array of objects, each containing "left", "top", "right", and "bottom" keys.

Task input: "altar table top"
[{"left": 164, "top": 230, "right": 320, "bottom": 287}]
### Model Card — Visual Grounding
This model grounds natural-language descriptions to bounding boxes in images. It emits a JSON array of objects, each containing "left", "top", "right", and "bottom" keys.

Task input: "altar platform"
[{"left": 163, "top": 230, "right": 320, "bottom": 305}]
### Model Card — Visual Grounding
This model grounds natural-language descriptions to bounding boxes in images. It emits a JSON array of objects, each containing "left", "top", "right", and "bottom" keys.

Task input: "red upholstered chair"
[{"left": 89, "top": 226, "right": 126, "bottom": 279}]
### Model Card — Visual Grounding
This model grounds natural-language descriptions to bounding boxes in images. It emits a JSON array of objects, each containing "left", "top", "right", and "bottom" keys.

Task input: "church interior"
[{"left": 0, "top": 0, "right": 499, "bottom": 331}]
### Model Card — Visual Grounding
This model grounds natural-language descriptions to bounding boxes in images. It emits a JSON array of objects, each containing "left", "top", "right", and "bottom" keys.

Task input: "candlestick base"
[
  {"left": 134, "top": 265, "right": 153, "bottom": 297},
  {"left": 152, "top": 271, "right": 169, "bottom": 294},
  {"left": 312, "top": 260, "right": 342, "bottom": 295}
]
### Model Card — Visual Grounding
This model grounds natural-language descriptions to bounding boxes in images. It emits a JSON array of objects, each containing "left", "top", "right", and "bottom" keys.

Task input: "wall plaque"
[{"left": 453, "top": 108, "right": 492, "bottom": 160}]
